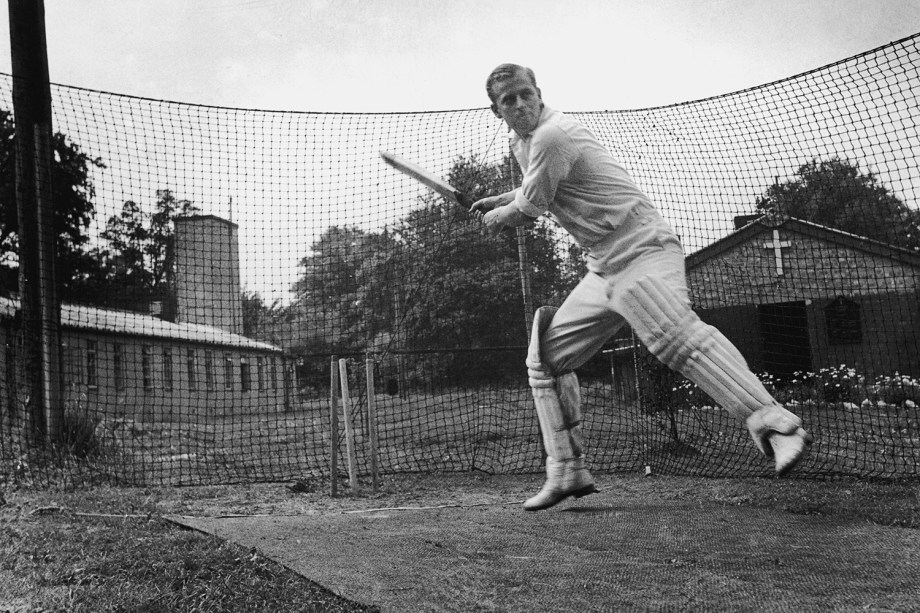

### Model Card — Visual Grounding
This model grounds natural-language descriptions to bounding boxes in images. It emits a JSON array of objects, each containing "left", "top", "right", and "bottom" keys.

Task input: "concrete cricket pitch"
[{"left": 169, "top": 473, "right": 920, "bottom": 612}]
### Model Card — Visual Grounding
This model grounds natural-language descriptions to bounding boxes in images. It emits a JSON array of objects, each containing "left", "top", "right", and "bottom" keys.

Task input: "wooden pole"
[
  {"left": 338, "top": 358, "right": 359, "bottom": 492},
  {"left": 329, "top": 356, "right": 339, "bottom": 497},
  {"left": 508, "top": 155, "right": 534, "bottom": 337},
  {"left": 365, "top": 354, "right": 379, "bottom": 492},
  {"left": 8, "top": 0, "right": 62, "bottom": 444},
  {"left": 516, "top": 226, "right": 534, "bottom": 336},
  {"left": 393, "top": 286, "right": 408, "bottom": 399}
]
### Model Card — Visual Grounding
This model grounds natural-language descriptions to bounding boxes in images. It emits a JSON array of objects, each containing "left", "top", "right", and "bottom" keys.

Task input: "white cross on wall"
[{"left": 763, "top": 229, "right": 792, "bottom": 276}]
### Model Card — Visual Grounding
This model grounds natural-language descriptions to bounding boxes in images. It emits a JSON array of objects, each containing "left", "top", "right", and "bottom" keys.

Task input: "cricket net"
[{"left": 1, "top": 34, "right": 919, "bottom": 487}]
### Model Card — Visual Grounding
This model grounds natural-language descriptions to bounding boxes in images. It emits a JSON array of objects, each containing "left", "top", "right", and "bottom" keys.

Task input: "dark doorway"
[{"left": 758, "top": 301, "right": 812, "bottom": 381}]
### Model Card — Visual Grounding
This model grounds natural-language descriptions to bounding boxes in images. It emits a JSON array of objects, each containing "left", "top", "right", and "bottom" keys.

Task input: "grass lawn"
[{"left": 0, "top": 484, "right": 379, "bottom": 613}]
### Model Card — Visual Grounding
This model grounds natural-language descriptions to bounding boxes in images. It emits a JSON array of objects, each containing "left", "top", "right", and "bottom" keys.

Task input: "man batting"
[{"left": 471, "top": 63, "right": 813, "bottom": 512}]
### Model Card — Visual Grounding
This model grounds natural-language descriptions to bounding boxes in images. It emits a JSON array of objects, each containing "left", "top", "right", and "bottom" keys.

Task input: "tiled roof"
[
  {"left": 0, "top": 297, "right": 281, "bottom": 353},
  {"left": 686, "top": 214, "right": 920, "bottom": 270}
]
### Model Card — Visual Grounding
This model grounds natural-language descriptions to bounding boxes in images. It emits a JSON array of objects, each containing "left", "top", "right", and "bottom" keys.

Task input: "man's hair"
[{"left": 485, "top": 63, "right": 538, "bottom": 103}]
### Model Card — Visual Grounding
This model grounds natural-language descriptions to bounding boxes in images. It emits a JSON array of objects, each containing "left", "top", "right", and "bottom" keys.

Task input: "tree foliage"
[
  {"left": 88, "top": 189, "right": 200, "bottom": 309},
  {"left": 241, "top": 290, "right": 289, "bottom": 340},
  {"left": 289, "top": 155, "right": 583, "bottom": 385},
  {"left": 755, "top": 157, "right": 920, "bottom": 250},
  {"left": 290, "top": 225, "right": 396, "bottom": 356},
  {"left": 0, "top": 108, "right": 107, "bottom": 298}
]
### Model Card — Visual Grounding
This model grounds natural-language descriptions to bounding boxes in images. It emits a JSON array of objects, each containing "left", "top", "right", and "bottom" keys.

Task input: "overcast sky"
[{"left": 2, "top": 0, "right": 920, "bottom": 113}]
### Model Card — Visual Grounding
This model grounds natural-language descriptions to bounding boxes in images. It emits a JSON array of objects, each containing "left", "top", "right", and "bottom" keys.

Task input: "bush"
[
  {"left": 867, "top": 373, "right": 920, "bottom": 407},
  {"left": 59, "top": 410, "right": 101, "bottom": 458},
  {"left": 667, "top": 365, "right": 919, "bottom": 409},
  {"left": 810, "top": 365, "right": 865, "bottom": 404}
]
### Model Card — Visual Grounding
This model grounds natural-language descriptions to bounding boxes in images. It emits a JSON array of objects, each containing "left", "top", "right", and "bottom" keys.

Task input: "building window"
[
  {"left": 204, "top": 351, "right": 215, "bottom": 390},
  {"left": 270, "top": 358, "right": 278, "bottom": 391},
  {"left": 257, "top": 356, "right": 264, "bottom": 391},
  {"left": 224, "top": 354, "right": 233, "bottom": 390},
  {"left": 141, "top": 346, "right": 153, "bottom": 391},
  {"left": 163, "top": 348, "right": 174, "bottom": 391},
  {"left": 114, "top": 343, "right": 125, "bottom": 391},
  {"left": 187, "top": 349, "right": 197, "bottom": 391},
  {"left": 825, "top": 297, "right": 862, "bottom": 345},
  {"left": 86, "top": 340, "right": 98, "bottom": 388},
  {"left": 240, "top": 357, "right": 251, "bottom": 392}
]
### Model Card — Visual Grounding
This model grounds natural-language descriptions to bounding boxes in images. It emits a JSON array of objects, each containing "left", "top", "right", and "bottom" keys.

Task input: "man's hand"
[
  {"left": 482, "top": 207, "right": 508, "bottom": 235},
  {"left": 470, "top": 193, "right": 515, "bottom": 220},
  {"left": 472, "top": 191, "right": 533, "bottom": 234},
  {"left": 482, "top": 204, "right": 535, "bottom": 235}
]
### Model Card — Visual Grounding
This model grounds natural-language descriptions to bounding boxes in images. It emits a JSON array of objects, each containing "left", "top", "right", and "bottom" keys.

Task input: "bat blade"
[{"left": 380, "top": 151, "right": 470, "bottom": 209}]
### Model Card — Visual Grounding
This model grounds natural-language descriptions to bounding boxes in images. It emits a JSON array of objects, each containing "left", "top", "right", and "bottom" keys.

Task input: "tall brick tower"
[{"left": 173, "top": 215, "right": 243, "bottom": 334}]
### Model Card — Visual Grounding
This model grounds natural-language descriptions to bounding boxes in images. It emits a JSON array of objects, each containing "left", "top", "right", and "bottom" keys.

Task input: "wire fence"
[{"left": 1, "top": 34, "right": 919, "bottom": 487}]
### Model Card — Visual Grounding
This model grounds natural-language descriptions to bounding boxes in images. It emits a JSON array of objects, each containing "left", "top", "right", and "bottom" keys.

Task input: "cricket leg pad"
[
  {"left": 530, "top": 367, "right": 588, "bottom": 462},
  {"left": 528, "top": 374, "right": 596, "bottom": 507},
  {"left": 525, "top": 306, "right": 596, "bottom": 509},
  {"left": 526, "top": 306, "right": 558, "bottom": 374},
  {"left": 523, "top": 456, "right": 599, "bottom": 512},
  {"left": 746, "top": 405, "right": 814, "bottom": 476},
  {"left": 556, "top": 372, "right": 585, "bottom": 458},
  {"left": 617, "top": 275, "right": 777, "bottom": 422},
  {"left": 527, "top": 307, "right": 586, "bottom": 460}
]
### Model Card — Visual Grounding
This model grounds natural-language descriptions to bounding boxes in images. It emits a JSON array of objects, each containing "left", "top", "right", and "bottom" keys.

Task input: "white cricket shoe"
[
  {"left": 746, "top": 404, "right": 814, "bottom": 476},
  {"left": 523, "top": 456, "right": 599, "bottom": 512}
]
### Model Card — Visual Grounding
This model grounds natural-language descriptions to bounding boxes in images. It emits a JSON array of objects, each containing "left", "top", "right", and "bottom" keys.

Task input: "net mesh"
[{"left": 1, "top": 34, "right": 919, "bottom": 486}]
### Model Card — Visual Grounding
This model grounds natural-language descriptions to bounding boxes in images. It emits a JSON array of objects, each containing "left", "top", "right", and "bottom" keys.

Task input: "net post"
[
  {"left": 365, "top": 353, "right": 379, "bottom": 492},
  {"left": 516, "top": 226, "right": 534, "bottom": 336},
  {"left": 509, "top": 155, "right": 534, "bottom": 337},
  {"left": 329, "top": 355, "right": 339, "bottom": 497},
  {"left": 338, "top": 358, "right": 360, "bottom": 492},
  {"left": 9, "top": 0, "right": 62, "bottom": 445}
]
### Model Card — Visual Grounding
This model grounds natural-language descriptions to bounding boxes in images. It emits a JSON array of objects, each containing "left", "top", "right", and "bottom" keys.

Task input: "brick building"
[
  {"left": 1, "top": 215, "right": 292, "bottom": 422},
  {"left": 686, "top": 214, "right": 920, "bottom": 380}
]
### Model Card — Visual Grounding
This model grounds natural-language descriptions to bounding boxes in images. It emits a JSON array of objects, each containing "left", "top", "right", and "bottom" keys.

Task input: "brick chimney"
[
  {"left": 734, "top": 214, "right": 763, "bottom": 230},
  {"left": 173, "top": 215, "right": 243, "bottom": 334}
]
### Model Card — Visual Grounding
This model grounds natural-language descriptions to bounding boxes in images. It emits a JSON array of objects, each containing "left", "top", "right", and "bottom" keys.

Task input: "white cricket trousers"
[{"left": 538, "top": 203, "right": 779, "bottom": 422}]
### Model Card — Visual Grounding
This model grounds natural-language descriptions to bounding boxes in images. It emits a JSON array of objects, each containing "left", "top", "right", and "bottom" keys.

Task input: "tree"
[
  {"left": 0, "top": 108, "right": 106, "bottom": 298},
  {"left": 755, "top": 157, "right": 920, "bottom": 251},
  {"left": 92, "top": 189, "right": 199, "bottom": 309},
  {"left": 291, "top": 225, "right": 397, "bottom": 356},
  {"left": 99, "top": 199, "right": 150, "bottom": 289},
  {"left": 241, "top": 290, "right": 289, "bottom": 339},
  {"left": 448, "top": 153, "right": 586, "bottom": 304},
  {"left": 147, "top": 189, "right": 197, "bottom": 288},
  {"left": 289, "top": 154, "right": 583, "bottom": 385}
]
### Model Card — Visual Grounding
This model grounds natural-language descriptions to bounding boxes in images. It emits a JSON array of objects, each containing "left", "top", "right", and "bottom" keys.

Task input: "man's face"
[{"left": 491, "top": 74, "right": 543, "bottom": 136}]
